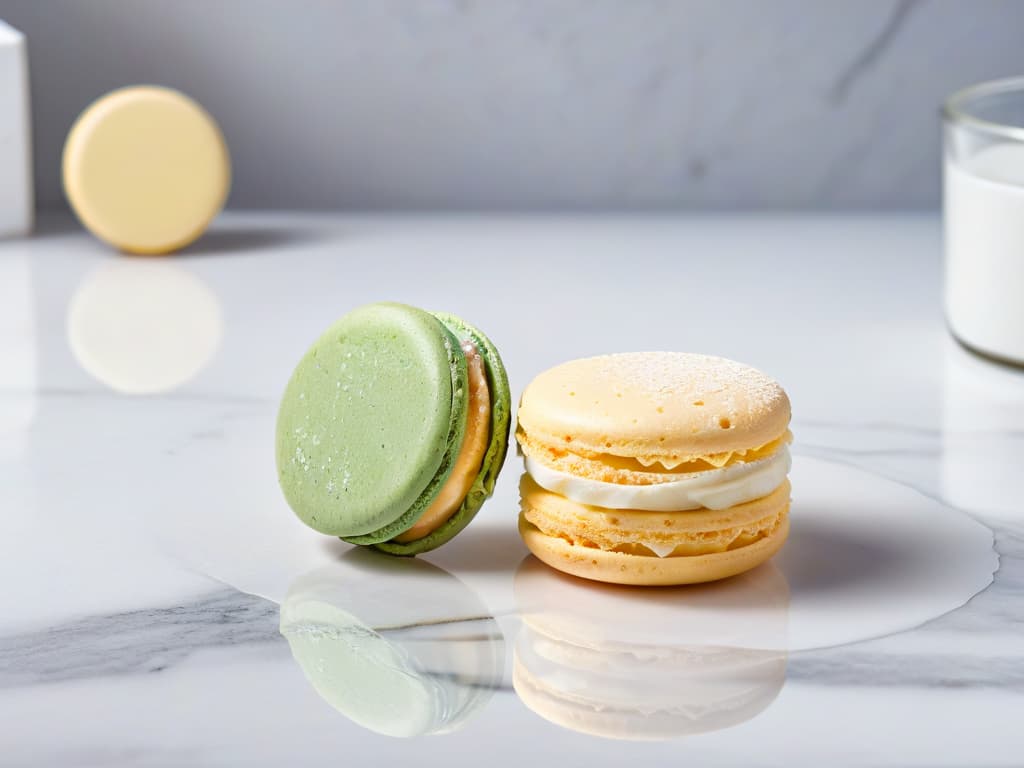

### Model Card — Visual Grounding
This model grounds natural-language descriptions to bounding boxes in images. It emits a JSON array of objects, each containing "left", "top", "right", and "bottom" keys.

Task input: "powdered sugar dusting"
[{"left": 590, "top": 352, "right": 784, "bottom": 407}]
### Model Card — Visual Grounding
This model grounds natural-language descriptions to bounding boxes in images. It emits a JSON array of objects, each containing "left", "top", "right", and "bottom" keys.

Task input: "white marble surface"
[{"left": 1, "top": 213, "right": 1023, "bottom": 766}]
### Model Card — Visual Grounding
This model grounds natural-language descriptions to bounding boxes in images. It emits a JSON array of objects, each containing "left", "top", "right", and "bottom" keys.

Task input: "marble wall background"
[{"left": 4, "top": 0, "right": 1024, "bottom": 211}]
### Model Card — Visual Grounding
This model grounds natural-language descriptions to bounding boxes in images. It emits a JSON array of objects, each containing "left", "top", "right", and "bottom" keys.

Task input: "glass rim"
[{"left": 943, "top": 75, "right": 1024, "bottom": 143}]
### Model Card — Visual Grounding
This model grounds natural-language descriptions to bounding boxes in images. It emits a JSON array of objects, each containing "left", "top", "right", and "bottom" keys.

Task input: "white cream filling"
[
  {"left": 644, "top": 541, "right": 688, "bottom": 558},
  {"left": 525, "top": 446, "right": 791, "bottom": 512}
]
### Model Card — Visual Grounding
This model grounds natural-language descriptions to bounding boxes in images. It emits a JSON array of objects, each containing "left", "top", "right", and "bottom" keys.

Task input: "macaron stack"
[
  {"left": 276, "top": 302, "right": 511, "bottom": 554},
  {"left": 516, "top": 352, "right": 792, "bottom": 585}
]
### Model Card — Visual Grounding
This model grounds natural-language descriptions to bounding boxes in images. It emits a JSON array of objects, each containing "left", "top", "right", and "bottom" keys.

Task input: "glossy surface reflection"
[
  {"left": 280, "top": 552, "right": 504, "bottom": 738},
  {"left": 942, "top": 338, "right": 1024, "bottom": 520},
  {"left": 513, "top": 556, "right": 788, "bottom": 740},
  {"left": 67, "top": 260, "right": 223, "bottom": 394},
  {"left": 0, "top": 247, "right": 36, "bottom": 458}
]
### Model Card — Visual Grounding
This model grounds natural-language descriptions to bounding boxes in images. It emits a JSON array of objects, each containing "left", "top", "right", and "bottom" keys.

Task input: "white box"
[{"left": 0, "top": 19, "right": 32, "bottom": 237}]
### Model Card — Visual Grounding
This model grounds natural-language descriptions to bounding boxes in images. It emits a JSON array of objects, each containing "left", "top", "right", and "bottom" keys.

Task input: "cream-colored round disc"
[{"left": 63, "top": 86, "right": 230, "bottom": 254}]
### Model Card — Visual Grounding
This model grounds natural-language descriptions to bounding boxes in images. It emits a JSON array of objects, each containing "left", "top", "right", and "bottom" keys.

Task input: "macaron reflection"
[
  {"left": 280, "top": 552, "right": 504, "bottom": 738},
  {"left": 67, "top": 261, "right": 222, "bottom": 394},
  {"left": 513, "top": 556, "right": 788, "bottom": 740}
]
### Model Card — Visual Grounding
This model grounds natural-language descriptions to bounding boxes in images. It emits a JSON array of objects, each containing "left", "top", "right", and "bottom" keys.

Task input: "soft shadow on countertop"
[
  {"left": 423, "top": 522, "right": 528, "bottom": 575},
  {"left": 317, "top": 520, "right": 527, "bottom": 575},
  {"left": 178, "top": 227, "right": 326, "bottom": 256},
  {"left": 776, "top": 516, "right": 908, "bottom": 595}
]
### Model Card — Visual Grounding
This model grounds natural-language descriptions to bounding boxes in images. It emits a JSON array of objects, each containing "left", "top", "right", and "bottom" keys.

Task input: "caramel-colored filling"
[{"left": 394, "top": 340, "right": 491, "bottom": 542}]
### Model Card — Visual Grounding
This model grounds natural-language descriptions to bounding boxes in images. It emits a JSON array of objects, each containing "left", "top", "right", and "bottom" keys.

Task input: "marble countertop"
[{"left": 1, "top": 213, "right": 1022, "bottom": 767}]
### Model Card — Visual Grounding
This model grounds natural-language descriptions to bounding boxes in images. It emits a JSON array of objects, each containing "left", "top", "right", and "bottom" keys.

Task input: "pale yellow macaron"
[
  {"left": 516, "top": 352, "right": 792, "bottom": 586},
  {"left": 63, "top": 86, "right": 230, "bottom": 255}
]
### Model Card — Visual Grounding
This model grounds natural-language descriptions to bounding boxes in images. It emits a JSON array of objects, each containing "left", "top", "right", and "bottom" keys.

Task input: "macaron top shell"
[
  {"left": 517, "top": 352, "right": 790, "bottom": 467},
  {"left": 276, "top": 303, "right": 467, "bottom": 539}
]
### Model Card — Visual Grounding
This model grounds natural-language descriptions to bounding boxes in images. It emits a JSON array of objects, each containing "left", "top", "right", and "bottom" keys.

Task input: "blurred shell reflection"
[
  {"left": 280, "top": 552, "right": 504, "bottom": 738},
  {"left": 68, "top": 261, "right": 222, "bottom": 394},
  {"left": 513, "top": 556, "right": 789, "bottom": 740}
]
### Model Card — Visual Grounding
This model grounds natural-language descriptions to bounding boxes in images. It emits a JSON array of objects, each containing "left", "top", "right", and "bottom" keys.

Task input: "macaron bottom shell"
[
  {"left": 518, "top": 508, "right": 790, "bottom": 587},
  {"left": 373, "top": 312, "right": 511, "bottom": 555}
]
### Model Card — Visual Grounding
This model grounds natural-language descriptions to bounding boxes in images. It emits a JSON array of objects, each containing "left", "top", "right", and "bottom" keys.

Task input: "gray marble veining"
[
  {"left": 0, "top": 591, "right": 282, "bottom": 688},
  {"left": 789, "top": 647, "right": 1024, "bottom": 691}
]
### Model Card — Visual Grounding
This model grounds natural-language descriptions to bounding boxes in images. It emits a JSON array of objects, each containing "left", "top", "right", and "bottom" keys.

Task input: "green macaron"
[{"left": 276, "top": 302, "right": 511, "bottom": 555}]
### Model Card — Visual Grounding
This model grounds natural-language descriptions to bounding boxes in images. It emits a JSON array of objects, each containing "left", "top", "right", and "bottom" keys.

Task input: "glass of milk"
[{"left": 944, "top": 77, "right": 1024, "bottom": 366}]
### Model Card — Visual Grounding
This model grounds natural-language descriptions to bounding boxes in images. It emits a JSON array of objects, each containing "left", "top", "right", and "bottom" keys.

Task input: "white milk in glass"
[{"left": 945, "top": 143, "right": 1024, "bottom": 363}]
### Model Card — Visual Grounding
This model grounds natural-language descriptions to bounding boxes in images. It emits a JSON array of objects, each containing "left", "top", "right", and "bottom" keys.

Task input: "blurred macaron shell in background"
[{"left": 62, "top": 85, "right": 230, "bottom": 254}]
